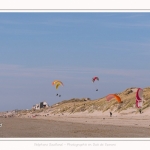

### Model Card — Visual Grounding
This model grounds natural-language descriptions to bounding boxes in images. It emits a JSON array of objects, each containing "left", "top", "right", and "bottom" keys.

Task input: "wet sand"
[{"left": 0, "top": 117, "right": 150, "bottom": 138}]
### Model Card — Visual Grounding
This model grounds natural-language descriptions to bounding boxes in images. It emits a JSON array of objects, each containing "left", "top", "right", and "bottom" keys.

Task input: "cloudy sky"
[{"left": 0, "top": 13, "right": 150, "bottom": 111}]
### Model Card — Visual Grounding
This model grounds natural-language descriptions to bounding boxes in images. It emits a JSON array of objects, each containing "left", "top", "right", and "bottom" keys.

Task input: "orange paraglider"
[{"left": 106, "top": 94, "right": 122, "bottom": 103}]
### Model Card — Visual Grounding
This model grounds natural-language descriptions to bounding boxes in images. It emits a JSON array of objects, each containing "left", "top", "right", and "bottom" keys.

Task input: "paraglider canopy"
[
  {"left": 52, "top": 80, "right": 64, "bottom": 89},
  {"left": 132, "top": 88, "right": 143, "bottom": 108},
  {"left": 136, "top": 88, "right": 143, "bottom": 101},
  {"left": 52, "top": 80, "right": 64, "bottom": 97},
  {"left": 52, "top": 80, "right": 59, "bottom": 85},
  {"left": 92, "top": 76, "right": 99, "bottom": 91},
  {"left": 106, "top": 94, "right": 122, "bottom": 103},
  {"left": 92, "top": 76, "right": 99, "bottom": 82},
  {"left": 55, "top": 82, "right": 63, "bottom": 89}
]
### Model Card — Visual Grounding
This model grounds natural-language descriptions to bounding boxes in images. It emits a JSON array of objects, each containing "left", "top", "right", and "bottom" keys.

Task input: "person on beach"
[{"left": 110, "top": 112, "right": 112, "bottom": 117}]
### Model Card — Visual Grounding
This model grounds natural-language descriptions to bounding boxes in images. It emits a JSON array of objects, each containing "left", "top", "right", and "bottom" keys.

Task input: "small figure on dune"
[
  {"left": 96, "top": 89, "right": 98, "bottom": 91},
  {"left": 59, "top": 95, "right": 61, "bottom": 97},
  {"left": 56, "top": 94, "right": 58, "bottom": 96},
  {"left": 110, "top": 112, "right": 112, "bottom": 117}
]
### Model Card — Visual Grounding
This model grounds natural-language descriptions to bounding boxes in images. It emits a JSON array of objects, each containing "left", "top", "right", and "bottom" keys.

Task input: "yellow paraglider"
[
  {"left": 55, "top": 81, "right": 63, "bottom": 89},
  {"left": 52, "top": 80, "right": 63, "bottom": 89},
  {"left": 52, "top": 80, "right": 64, "bottom": 97},
  {"left": 52, "top": 80, "right": 59, "bottom": 85}
]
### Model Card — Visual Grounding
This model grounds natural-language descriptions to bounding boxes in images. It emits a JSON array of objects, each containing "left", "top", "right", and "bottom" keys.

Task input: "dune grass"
[
  {"left": 48, "top": 87, "right": 150, "bottom": 114},
  {"left": 17, "top": 87, "right": 150, "bottom": 116}
]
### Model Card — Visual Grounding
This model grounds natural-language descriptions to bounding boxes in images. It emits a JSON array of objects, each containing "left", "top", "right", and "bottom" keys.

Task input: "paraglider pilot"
[{"left": 110, "top": 112, "right": 112, "bottom": 117}]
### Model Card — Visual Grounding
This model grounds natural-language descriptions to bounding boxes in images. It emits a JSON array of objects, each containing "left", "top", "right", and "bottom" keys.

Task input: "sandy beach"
[{"left": 0, "top": 110, "right": 150, "bottom": 138}]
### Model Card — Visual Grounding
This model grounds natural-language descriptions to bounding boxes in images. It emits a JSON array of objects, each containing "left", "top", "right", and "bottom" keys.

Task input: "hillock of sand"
[{"left": 9, "top": 87, "right": 149, "bottom": 118}]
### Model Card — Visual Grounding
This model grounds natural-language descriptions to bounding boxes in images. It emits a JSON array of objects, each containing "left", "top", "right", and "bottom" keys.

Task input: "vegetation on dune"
[
  {"left": 49, "top": 87, "right": 150, "bottom": 114},
  {"left": 15, "top": 87, "right": 150, "bottom": 116}
]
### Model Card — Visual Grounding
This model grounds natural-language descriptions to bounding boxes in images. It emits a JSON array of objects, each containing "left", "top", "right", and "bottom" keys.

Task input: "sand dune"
[{"left": 1, "top": 87, "right": 150, "bottom": 138}]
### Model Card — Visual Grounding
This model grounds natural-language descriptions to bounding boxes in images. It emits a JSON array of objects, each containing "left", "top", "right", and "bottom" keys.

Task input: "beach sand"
[{"left": 0, "top": 110, "right": 150, "bottom": 138}]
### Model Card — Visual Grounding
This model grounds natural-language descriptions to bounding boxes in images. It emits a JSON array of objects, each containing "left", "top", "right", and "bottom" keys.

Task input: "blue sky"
[{"left": 0, "top": 13, "right": 150, "bottom": 111}]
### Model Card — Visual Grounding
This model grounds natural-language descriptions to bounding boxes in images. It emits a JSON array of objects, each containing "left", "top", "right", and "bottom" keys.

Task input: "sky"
[{"left": 0, "top": 12, "right": 150, "bottom": 111}]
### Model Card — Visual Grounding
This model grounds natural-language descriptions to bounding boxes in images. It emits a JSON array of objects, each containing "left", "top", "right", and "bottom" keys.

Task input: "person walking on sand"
[{"left": 110, "top": 112, "right": 112, "bottom": 117}]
